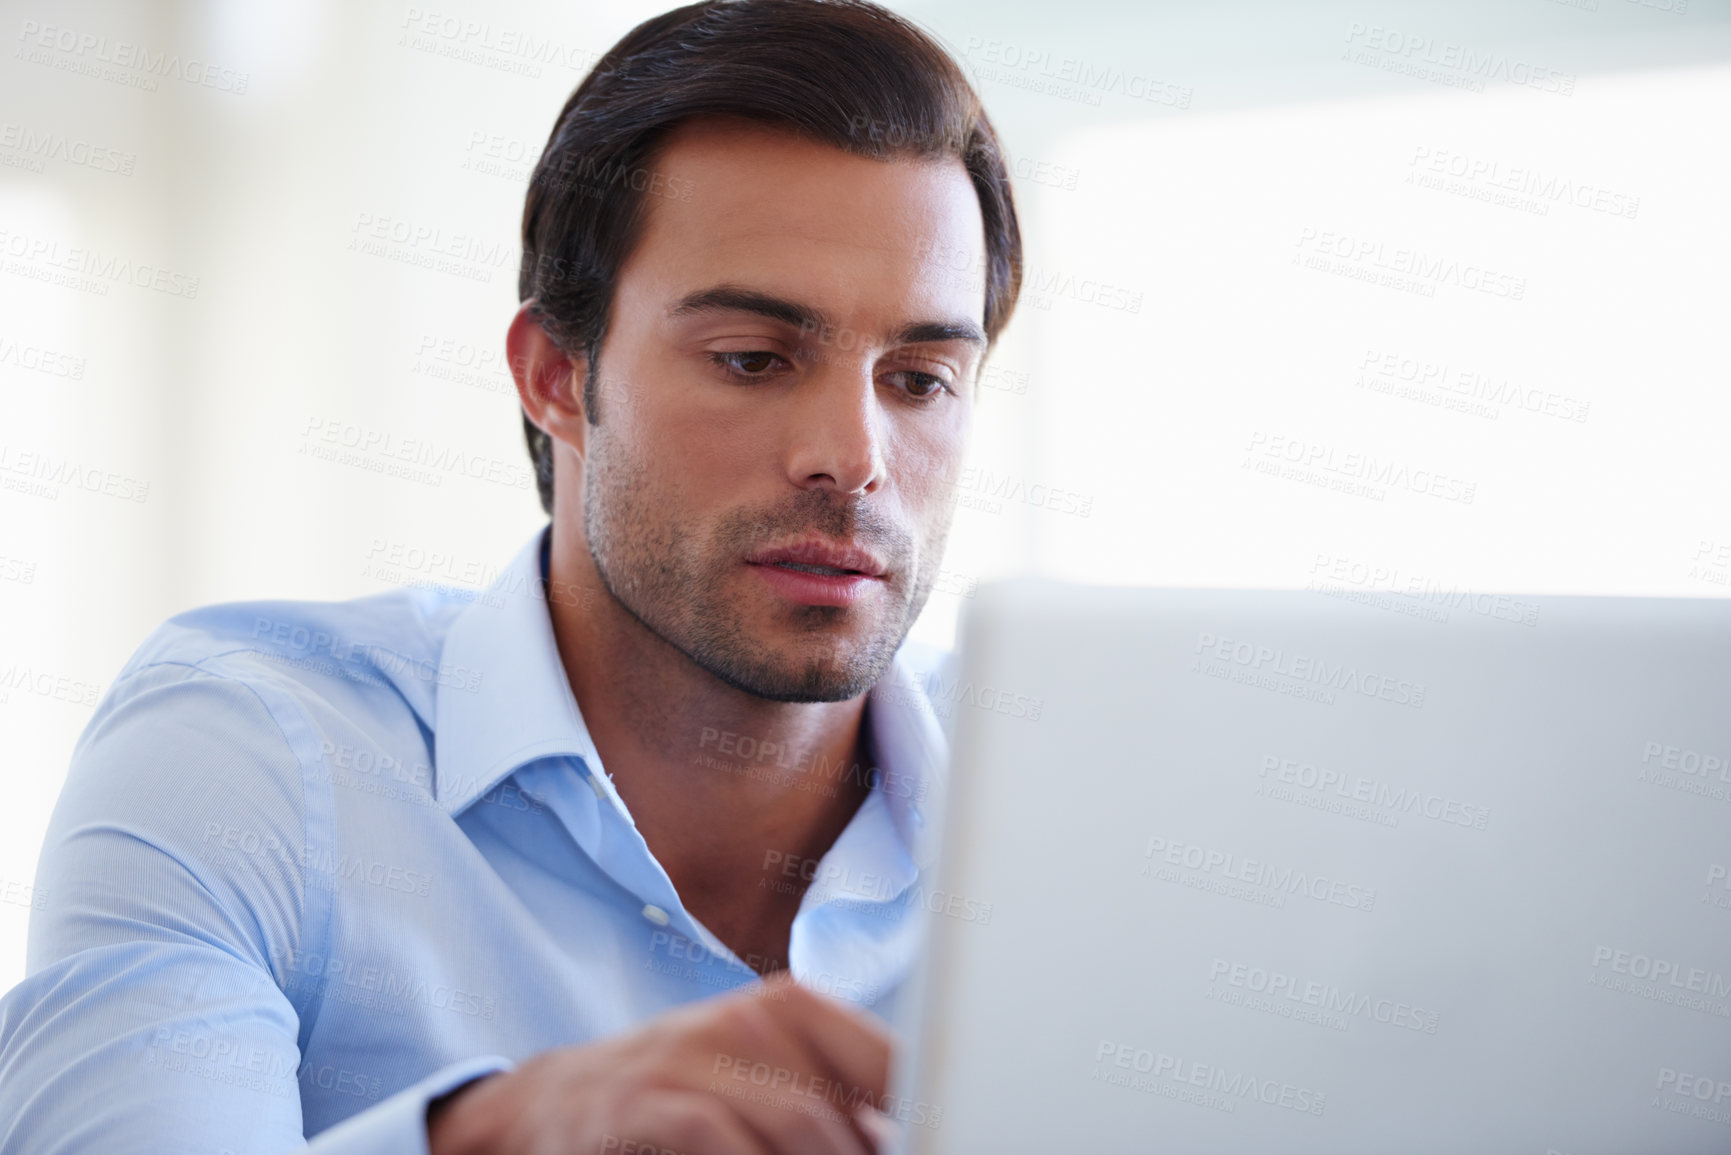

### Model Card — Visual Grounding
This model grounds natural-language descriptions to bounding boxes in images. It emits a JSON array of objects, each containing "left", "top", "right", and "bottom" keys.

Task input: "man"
[{"left": 0, "top": 1, "right": 1021, "bottom": 1151}]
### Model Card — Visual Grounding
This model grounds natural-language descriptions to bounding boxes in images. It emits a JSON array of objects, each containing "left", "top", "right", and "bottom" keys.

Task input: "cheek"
[
  {"left": 888, "top": 411, "right": 968, "bottom": 511},
  {"left": 619, "top": 396, "right": 763, "bottom": 490},
  {"left": 596, "top": 406, "right": 769, "bottom": 551},
  {"left": 679, "top": 411, "right": 760, "bottom": 477}
]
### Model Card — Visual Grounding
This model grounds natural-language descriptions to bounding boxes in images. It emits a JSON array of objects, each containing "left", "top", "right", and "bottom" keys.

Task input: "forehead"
[{"left": 619, "top": 117, "right": 987, "bottom": 322}]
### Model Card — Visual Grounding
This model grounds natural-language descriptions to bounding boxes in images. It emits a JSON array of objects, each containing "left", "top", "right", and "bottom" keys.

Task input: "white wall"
[{"left": 2, "top": 0, "right": 1726, "bottom": 994}]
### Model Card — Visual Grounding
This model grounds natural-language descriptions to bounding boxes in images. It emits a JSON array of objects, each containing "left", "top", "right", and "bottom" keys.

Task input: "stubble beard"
[{"left": 582, "top": 443, "right": 947, "bottom": 703}]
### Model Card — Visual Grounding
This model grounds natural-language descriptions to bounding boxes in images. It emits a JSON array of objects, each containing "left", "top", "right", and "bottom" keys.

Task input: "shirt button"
[{"left": 641, "top": 904, "right": 670, "bottom": 926}]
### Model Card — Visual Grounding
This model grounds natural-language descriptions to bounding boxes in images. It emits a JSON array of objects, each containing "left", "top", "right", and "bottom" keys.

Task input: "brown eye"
[
  {"left": 890, "top": 371, "right": 950, "bottom": 403},
  {"left": 711, "top": 350, "right": 785, "bottom": 377}
]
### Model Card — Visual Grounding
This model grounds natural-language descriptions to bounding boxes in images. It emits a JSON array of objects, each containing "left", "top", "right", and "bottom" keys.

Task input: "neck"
[{"left": 543, "top": 523, "right": 876, "bottom": 970}]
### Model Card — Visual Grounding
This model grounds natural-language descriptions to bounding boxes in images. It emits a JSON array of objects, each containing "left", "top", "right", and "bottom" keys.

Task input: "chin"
[{"left": 701, "top": 634, "right": 901, "bottom": 704}]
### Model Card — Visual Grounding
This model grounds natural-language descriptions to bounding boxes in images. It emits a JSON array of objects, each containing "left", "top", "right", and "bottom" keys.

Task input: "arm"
[
  {"left": 0, "top": 662, "right": 503, "bottom": 1154},
  {"left": 427, "top": 974, "right": 893, "bottom": 1155}
]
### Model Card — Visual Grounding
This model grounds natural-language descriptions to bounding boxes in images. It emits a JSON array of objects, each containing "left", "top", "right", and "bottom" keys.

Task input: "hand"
[{"left": 427, "top": 972, "right": 893, "bottom": 1155}]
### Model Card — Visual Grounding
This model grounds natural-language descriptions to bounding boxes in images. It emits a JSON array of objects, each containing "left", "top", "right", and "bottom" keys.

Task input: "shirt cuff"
[{"left": 307, "top": 1055, "right": 515, "bottom": 1155}]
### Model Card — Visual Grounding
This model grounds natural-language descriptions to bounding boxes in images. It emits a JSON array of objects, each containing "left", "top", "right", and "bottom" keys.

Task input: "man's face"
[{"left": 576, "top": 118, "right": 988, "bottom": 702}]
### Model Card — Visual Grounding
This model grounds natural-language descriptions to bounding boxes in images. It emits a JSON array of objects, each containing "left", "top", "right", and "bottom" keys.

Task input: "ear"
[{"left": 508, "top": 301, "right": 590, "bottom": 459}]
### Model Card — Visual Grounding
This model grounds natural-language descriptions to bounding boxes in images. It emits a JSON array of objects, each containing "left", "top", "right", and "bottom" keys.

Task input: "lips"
[
  {"left": 744, "top": 538, "right": 888, "bottom": 579},
  {"left": 743, "top": 538, "right": 890, "bottom": 608}
]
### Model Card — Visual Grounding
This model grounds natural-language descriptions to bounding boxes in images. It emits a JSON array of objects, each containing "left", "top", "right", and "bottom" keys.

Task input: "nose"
[{"left": 783, "top": 363, "right": 886, "bottom": 496}]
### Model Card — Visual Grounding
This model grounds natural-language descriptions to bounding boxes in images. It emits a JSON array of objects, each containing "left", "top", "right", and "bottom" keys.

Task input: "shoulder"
[
  {"left": 106, "top": 584, "right": 474, "bottom": 722},
  {"left": 63, "top": 582, "right": 476, "bottom": 852},
  {"left": 39, "top": 586, "right": 476, "bottom": 969}
]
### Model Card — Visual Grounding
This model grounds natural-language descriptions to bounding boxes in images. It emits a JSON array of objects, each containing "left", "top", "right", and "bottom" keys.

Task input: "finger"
[
  {"left": 752, "top": 975, "right": 892, "bottom": 1105},
  {"left": 615, "top": 1088, "right": 774, "bottom": 1155},
  {"left": 713, "top": 1075, "right": 874, "bottom": 1155},
  {"left": 695, "top": 985, "right": 881, "bottom": 1155},
  {"left": 855, "top": 1104, "right": 901, "bottom": 1154}
]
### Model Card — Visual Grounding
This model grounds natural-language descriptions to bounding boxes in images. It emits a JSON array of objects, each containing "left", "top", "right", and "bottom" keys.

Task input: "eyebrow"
[
  {"left": 894, "top": 320, "right": 988, "bottom": 347},
  {"left": 668, "top": 285, "right": 988, "bottom": 349}
]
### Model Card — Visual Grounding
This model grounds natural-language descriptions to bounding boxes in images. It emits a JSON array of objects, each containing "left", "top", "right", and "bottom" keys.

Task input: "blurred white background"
[{"left": 2, "top": 0, "right": 1727, "bottom": 994}]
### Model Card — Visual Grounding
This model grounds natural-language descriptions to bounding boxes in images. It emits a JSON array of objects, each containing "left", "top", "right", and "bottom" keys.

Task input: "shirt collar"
[
  {"left": 433, "top": 526, "right": 602, "bottom": 815},
  {"left": 433, "top": 525, "right": 949, "bottom": 866},
  {"left": 864, "top": 645, "right": 948, "bottom": 870}
]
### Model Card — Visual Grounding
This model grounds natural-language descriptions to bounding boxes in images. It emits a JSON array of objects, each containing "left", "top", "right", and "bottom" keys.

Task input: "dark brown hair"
[{"left": 517, "top": 0, "right": 1023, "bottom": 514}]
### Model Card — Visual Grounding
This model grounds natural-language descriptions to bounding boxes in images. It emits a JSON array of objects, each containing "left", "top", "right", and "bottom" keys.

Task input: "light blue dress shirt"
[{"left": 0, "top": 526, "right": 952, "bottom": 1153}]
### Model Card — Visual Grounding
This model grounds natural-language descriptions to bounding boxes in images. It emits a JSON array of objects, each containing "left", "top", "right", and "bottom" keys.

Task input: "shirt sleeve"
[{"left": 0, "top": 661, "right": 508, "bottom": 1153}]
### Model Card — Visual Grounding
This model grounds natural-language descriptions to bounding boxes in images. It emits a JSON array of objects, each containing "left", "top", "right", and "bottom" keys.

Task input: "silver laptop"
[{"left": 892, "top": 582, "right": 1731, "bottom": 1154}]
